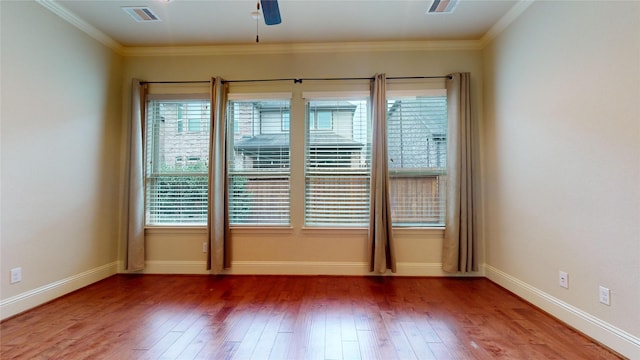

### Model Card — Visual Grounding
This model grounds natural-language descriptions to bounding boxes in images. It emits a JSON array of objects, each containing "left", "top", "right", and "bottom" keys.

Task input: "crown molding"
[
  {"left": 36, "top": 0, "right": 125, "bottom": 55},
  {"left": 121, "top": 40, "right": 482, "bottom": 57},
  {"left": 479, "top": 0, "right": 535, "bottom": 48},
  {"left": 37, "top": 0, "right": 490, "bottom": 58}
]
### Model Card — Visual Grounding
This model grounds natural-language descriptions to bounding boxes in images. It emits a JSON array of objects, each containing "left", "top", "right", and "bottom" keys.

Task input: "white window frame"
[
  {"left": 226, "top": 93, "right": 292, "bottom": 226},
  {"left": 302, "top": 92, "right": 372, "bottom": 227},
  {"left": 386, "top": 89, "right": 447, "bottom": 227},
  {"left": 144, "top": 94, "right": 210, "bottom": 226}
]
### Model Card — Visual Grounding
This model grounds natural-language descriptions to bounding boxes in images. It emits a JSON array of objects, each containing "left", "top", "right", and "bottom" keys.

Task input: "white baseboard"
[
  {"left": 396, "top": 262, "right": 484, "bottom": 277},
  {"left": 228, "top": 261, "right": 484, "bottom": 276},
  {"left": 138, "top": 260, "right": 210, "bottom": 274},
  {"left": 123, "top": 260, "right": 369, "bottom": 275},
  {"left": 123, "top": 260, "right": 485, "bottom": 277},
  {"left": 485, "top": 265, "right": 640, "bottom": 359},
  {"left": 227, "top": 261, "right": 370, "bottom": 275},
  {"left": 0, "top": 261, "right": 118, "bottom": 321}
]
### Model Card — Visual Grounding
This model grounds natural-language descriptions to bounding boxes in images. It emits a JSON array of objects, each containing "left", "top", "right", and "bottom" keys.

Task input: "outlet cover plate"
[
  {"left": 10, "top": 267, "right": 22, "bottom": 284},
  {"left": 599, "top": 286, "right": 610, "bottom": 305},
  {"left": 559, "top": 271, "right": 569, "bottom": 289}
]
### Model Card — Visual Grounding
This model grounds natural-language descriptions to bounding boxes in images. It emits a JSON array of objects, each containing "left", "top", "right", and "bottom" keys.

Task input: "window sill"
[
  {"left": 392, "top": 227, "right": 445, "bottom": 236},
  {"left": 301, "top": 227, "right": 368, "bottom": 235},
  {"left": 145, "top": 226, "right": 207, "bottom": 235},
  {"left": 143, "top": 226, "right": 444, "bottom": 236},
  {"left": 230, "top": 226, "right": 294, "bottom": 235}
]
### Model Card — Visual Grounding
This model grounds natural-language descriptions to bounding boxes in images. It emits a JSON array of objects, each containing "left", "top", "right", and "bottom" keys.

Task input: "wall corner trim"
[
  {"left": 35, "top": 0, "right": 124, "bottom": 55},
  {"left": 479, "top": 0, "right": 535, "bottom": 48},
  {"left": 485, "top": 265, "right": 640, "bottom": 359},
  {"left": 0, "top": 262, "right": 118, "bottom": 321}
]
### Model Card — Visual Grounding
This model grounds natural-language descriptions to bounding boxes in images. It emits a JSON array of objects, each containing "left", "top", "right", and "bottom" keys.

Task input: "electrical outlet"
[
  {"left": 10, "top": 267, "right": 22, "bottom": 284},
  {"left": 599, "top": 286, "right": 610, "bottom": 306},
  {"left": 559, "top": 271, "right": 569, "bottom": 289},
  {"left": 202, "top": 242, "right": 208, "bottom": 253}
]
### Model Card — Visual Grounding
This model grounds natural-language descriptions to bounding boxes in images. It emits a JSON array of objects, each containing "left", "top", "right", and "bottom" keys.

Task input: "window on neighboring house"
[
  {"left": 309, "top": 108, "right": 333, "bottom": 130},
  {"left": 145, "top": 98, "right": 210, "bottom": 225},
  {"left": 177, "top": 119, "right": 184, "bottom": 133},
  {"left": 304, "top": 98, "right": 371, "bottom": 226},
  {"left": 386, "top": 95, "right": 447, "bottom": 226},
  {"left": 227, "top": 99, "right": 291, "bottom": 225},
  {"left": 188, "top": 118, "right": 201, "bottom": 132},
  {"left": 176, "top": 104, "right": 186, "bottom": 133}
]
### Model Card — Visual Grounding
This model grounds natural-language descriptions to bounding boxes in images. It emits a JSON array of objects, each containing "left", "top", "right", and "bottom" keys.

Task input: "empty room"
[{"left": 1, "top": 0, "right": 638, "bottom": 359}]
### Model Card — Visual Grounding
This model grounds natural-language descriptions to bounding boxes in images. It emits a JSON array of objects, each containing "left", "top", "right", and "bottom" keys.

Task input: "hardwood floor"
[{"left": 1, "top": 275, "right": 622, "bottom": 359}]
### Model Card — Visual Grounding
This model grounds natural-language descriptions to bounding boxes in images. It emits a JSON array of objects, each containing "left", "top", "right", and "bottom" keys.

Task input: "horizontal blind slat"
[
  {"left": 228, "top": 99, "right": 291, "bottom": 225},
  {"left": 304, "top": 99, "right": 371, "bottom": 227},
  {"left": 145, "top": 99, "right": 211, "bottom": 226},
  {"left": 387, "top": 96, "right": 447, "bottom": 226}
]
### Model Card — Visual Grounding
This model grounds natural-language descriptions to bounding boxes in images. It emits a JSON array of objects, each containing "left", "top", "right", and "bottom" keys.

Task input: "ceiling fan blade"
[{"left": 260, "top": 0, "right": 281, "bottom": 25}]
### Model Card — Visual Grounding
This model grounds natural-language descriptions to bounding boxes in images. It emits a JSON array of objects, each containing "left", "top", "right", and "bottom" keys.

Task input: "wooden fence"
[{"left": 230, "top": 175, "right": 446, "bottom": 225}]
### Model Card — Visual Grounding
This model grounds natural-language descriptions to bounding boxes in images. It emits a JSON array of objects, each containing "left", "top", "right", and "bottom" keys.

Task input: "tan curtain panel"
[
  {"left": 125, "top": 79, "right": 147, "bottom": 271},
  {"left": 208, "top": 77, "right": 231, "bottom": 272},
  {"left": 369, "top": 74, "right": 396, "bottom": 273},
  {"left": 443, "top": 72, "right": 478, "bottom": 273}
]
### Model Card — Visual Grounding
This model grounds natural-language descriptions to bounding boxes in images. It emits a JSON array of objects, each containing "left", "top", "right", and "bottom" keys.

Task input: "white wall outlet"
[
  {"left": 558, "top": 271, "right": 569, "bottom": 289},
  {"left": 599, "top": 286, "right": 611, "bottom": 306},
  {"left": 202, "top": 242, "right": 208, "bottom": 253},
  {"left": 10, "top": 267, "right": 22, "bottom": 284}
]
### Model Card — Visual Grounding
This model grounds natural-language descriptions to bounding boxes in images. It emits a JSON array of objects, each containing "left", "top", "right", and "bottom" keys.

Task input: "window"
[
  {"left": 309, "top": 108, "right": 333, "bottom": 130},
  {"left": 386, "top": 95, "right": 447, "bottom": 226},
  {"left": 227, "top": 99, "right": 291, "bottom": 225},
  {"left": 177, "top": 104, "right": 184, "bottom": 133},
  {"left": 177, "top": 119, "right": 184, "bottom": 133},
  {"left": 304, "top": 99, "right": 371, "bottom": 226},
  {"left": 188, "top": 118, "right": 201, "bottom": 132},
  {"left": 145, "top": 99, "right": 210, "bottom": 225}
]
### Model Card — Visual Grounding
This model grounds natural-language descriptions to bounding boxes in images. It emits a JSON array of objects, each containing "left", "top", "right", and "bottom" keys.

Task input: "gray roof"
[{"left": 234, "top": 132, "right": 363, "bottom": 151}]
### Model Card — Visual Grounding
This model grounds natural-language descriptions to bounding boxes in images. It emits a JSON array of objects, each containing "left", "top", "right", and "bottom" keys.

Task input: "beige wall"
[
  {"left": 482, "top": 1, "right": 640, "bottom": 357},
  {"left": 123, "top": 48, "right": 484, "bottom": 275},
  {"left": 0, "top": 1, "right": 122, "bottom": 319}
]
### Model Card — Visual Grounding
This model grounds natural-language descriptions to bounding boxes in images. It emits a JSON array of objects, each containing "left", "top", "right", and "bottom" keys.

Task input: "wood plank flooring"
[{"left": 1, "top": 275, "right": 622, "bottom": 359}]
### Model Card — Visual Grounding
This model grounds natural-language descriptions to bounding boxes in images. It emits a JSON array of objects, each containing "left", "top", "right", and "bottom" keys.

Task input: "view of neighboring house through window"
[
  {"left": 143, "top": 90, "right": 446, "bottom": 229},
  {"left": 145, "top": 98, "right": 210, "bottom": 225},
  {"left": 227, "top": 99, "right": 291, "bottom": 225},
  {"left": 386, "top": 94, "right": 447, "bottom": 226},
  {"left": 304, "top": 98, "right": 371, "bottom": 226}
]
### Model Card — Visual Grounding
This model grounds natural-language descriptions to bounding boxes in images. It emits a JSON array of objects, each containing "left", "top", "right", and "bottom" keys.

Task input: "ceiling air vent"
[
  {"left": 427, "top": 0, "right": 459, "bottom": 14},
  {"left": 122, "top": 7, "right": 162, "bottom": 22}
]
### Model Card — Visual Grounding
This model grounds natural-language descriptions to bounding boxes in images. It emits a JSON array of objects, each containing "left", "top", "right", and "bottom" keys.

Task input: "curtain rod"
[{"left": 140, "top": 75, "right": 451, "bottom": 85}]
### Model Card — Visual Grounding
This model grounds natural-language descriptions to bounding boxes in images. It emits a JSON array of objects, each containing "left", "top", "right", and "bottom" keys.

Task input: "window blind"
[
  {"left": 145, "top": 99, "right": 210, "bottom": 225},
  {"left": 304, "top": 99, "right": 371, "bottom": 226},
  {"left": 227, "top": 99, "right": 291, "bottom": 225},
  {"left": 386, "top": 96, "right": 447, "bottom": 226}
]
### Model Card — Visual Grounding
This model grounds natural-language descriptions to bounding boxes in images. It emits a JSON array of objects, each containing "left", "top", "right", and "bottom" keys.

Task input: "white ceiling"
[{"left": 52, "top": 0, "right": 522, "bottom": 47}]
